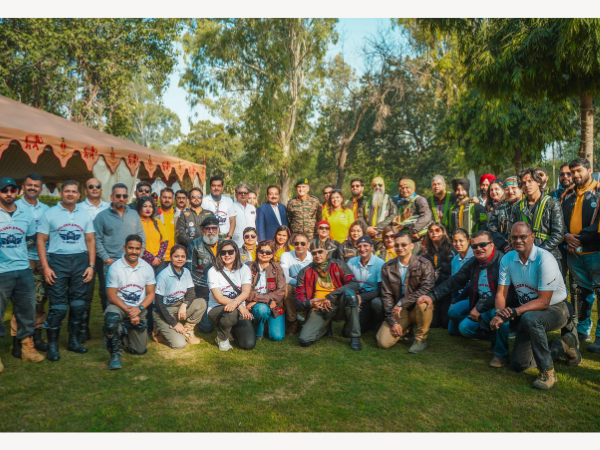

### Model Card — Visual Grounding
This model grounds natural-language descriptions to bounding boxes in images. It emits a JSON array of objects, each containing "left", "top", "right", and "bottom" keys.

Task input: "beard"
[
  {"left": 573, "top": 174, "right": 590, "bottom": 187},
  {"left": 203, "top": 233, "right": 218, "bottom": 246},
  {"left": 371, "top": 191, "right": 385, "bottom": 209},
  {"left": 560, "top": 179, "right": 572, "bottom": 188}
]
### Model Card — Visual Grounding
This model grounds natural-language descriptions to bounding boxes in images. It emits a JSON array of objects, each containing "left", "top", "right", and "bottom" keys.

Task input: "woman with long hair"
[
  {"left": 207, "top": 240, "right": 254, "bottom": 351},
  {"left": 338, "top": 220, "right": 366, "bottom": 262},
  {"left": 485, "top": 179, "right": 505, "bottom": 215},
  {"left": 240, "top": 226, "right": 258, "bottom": 265},
  {"left": 272, "top": 225, "right": 294, "bottom": 263},
  {"left": 375, "top": 226, "right": 397, "bottom": 262},
  {"left": 246, "top": 240, "right": 287, "bottom": 341},
  {"left": 322, "top": 190, "right": 355, "bottom": 243}
]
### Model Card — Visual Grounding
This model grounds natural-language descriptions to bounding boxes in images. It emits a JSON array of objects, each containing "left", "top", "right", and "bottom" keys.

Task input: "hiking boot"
[
  {"left": 11, "top": 337, "right": 22, "bottom": 359},
  {"left": 532, "top": 368, "right": 557, "bottom": 390},
  {"left": 183, "top": 323, "right": 201, "bottom": 345},
  {"left": 561, "top": 333, "right": 582, "bottom": 367},
  {"left": 489, "top": 355, "right": 509, "bottom": 368},
  {"left": 33, "top": 328, "right": 48, "bottom": 352},
  {"left": 408, "top": 339, "right": 428, "bottom": 354},
  {"left": 286, "top": 320, "right": 299, "bottom": 336},
  {"left": 578, "top": 333, "right": 592, "bottom": 343},
  {"left": 587, "top": 339, "right": 600, "bottom": 353},
  {"left": 216, "top": 336, "right": 233, "bottom": 352},
  {"left": 21, "top": 337, "right": 45, "bottom": 363},
  {"left": 350, "top": 337, "right": 362, "bottom": 351},
  {"left": 325, "top": 324, "right": 334, "bottom": 337},
  {"left": 109, "top": 354, "right": 122, "bottom": 370}
]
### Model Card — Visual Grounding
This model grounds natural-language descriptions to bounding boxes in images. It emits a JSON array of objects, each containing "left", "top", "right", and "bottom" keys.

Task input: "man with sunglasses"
[
  {"left": 286, "top": 178, "right": 322, "bottom": 239},
  {"left": 550, "top": 163, "right": 573, "bottom": 202},
  {"left": 175, "top": 187, "right": 215, "bottom": 247},
  {"left": 346, "top": 178, "right": 366, "bottom": 220},
  {"left": 280, "top": 232, "right": 313, "bottom": 336},
  {"left": 417, "top": 231, "right": 512, "bottom": 366},
  {"left": 94, "top": 183, "right": 146, "bottom": 312},
  {"left": 230, "top": 183, "right": 256, "bottom": 248},
  {"left": 128, "top": 181, "right": 152, "bottom": 210},
  {"left": 309, "top": 220, "right": 340, "bottom": 260},
  {"left": 489, "top": 222, "right": 580, "bottom": 390},
  {"left": 322, "top": 185, "right": 334, "bottom": 208},
  {"left": 363, "top": 177, "right": 398, "bottom": 242},
  {"left": 0, "top": 177, "right": 46, "bottom": 370}
]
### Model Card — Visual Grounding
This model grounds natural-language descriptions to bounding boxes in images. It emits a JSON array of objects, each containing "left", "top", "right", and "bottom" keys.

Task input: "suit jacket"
[{"left": 256, "top": 202, "right": 288, "bottom": 241}]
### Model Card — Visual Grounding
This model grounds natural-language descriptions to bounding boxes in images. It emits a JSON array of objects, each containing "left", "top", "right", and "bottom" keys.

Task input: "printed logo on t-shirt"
[
  {"left": 222, "top": 285, "right": 241, "bottom": 299},
  {"left": 119, "top": 284, "right": 144, "bottom": 305},
  {"left": 0, "top": 226, "right": 25, "bottom": 248},
  {"left": 514, "top": 283, "right": 538, "bottom": 305},
  {"left": 163, "top": 290, "right": 186, "bottom": 305},
  {"left": 58, "top": 223, "right": 83, "bottom": 244}
]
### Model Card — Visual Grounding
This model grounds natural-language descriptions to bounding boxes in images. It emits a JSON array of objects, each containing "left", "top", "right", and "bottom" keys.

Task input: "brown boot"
[
  {"left": 21, "top": 337, "right": 45, "bottom": 363},
  {"left": 532, "top": 368, "right": 557, "bottom": 390},
  {"left": 183, "top": 323, "right": 201, "bottom": 345},
  {"left": 489, "top": 355, "right": 509, "bottom": 368},
  {"left": 286, "top": 320, "right": 299, "bottom": 336}
]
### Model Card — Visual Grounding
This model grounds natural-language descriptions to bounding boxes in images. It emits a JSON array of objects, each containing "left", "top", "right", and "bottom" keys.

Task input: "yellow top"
[
  {"left": 458, "top": 205, "right": 465, "bottom": 229},
  {"left": 161, "top": 209, "right": 175, "bottom": 261},
  {"left": 383, "top": 248, "right": 397, "bottom": 262},
  {"left": 141, "top": 217, "right": 168, "bottom": 257},
  {"left": 275, "top": 245, "right": 294, "bottom": 263},
  {"left": 322, "top": 207, "right": 355, "bottom": 243},
  {"left": 313, "top": 279, "right": 334, "bottom": 309}
]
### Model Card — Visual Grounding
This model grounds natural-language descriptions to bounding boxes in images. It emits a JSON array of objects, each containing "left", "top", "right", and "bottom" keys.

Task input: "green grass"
[{"left": 1, "top": 287, "right": 599, "bottom": 432}]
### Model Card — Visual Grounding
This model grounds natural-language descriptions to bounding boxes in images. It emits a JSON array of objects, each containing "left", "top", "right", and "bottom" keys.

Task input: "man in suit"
[{"left": 256, "top": 185, "right": 288, "bottom": 241}]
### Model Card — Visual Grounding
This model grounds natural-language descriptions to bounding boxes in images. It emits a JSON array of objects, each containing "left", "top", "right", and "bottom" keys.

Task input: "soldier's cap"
[
  {"left": 201, "top": 216, "right": 220, "bottom": 228},
  {"left": 356, "top": 235, "right": 374, "bottom": 246},
  {"left": 295, "top": 178, "right": 309, "bottom": 187},
  {"left": 0, "top": 177, "right": 17, "bottom": 190}
]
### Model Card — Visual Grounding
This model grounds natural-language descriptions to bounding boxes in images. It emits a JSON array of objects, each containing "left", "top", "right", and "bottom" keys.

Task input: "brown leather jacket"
[
  {"left": 248, "top": 261, "right": 286, "bottom": 318},
  {"left": 381, "top": 255, "right": 435, "bottom": 326}
]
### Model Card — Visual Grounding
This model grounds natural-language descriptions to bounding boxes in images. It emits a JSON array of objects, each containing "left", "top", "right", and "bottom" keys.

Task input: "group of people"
[{"left": 1, "top": 160, "right": 598, "bottom": 390}]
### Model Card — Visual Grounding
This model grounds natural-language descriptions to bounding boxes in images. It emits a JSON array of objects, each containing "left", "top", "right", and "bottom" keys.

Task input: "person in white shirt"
[
  {"left": 490, "top": 222, "right": 581, "bottom": 390},
  {"left": 104, "top": 235, "right": 156, "bottom": 370},
  {"left": 230, "top": 183, "right": 256, "bottom": 247},
  {"left": 207, "top": 240, "right": 253, "bottom": 351},
  {"left": 279, "top": 232, "right": 312, "bottom": 336},
  {"left": 201, "top": 175, "right": 236, "bottom": 239}
]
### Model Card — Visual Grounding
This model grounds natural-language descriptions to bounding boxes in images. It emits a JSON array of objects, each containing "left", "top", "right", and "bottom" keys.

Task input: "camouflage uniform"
[{"left": 286, "top": 195, "right": 322, "bottom": 239}]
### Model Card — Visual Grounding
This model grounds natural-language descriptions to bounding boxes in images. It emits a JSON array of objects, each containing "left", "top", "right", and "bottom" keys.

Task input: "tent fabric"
[
  {"left": 0, "top": 94, "right": 205, "bottom": 186},
  {"left": 92, "top": 157, "right": 139, "bottom": 202}
]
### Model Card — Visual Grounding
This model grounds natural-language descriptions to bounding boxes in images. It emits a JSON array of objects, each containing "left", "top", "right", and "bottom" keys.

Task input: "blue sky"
[{"left": 162, "top": 19, "right": 394, "bottom": 136}]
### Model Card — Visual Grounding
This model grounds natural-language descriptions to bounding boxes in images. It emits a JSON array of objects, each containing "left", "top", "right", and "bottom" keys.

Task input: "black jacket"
[
  {"left": 561, "top": 183, "right": 600, "bottom": 253},
  {"left": 488, "top": 201, "right": 517, "bottom": 251},
  {"left": 309, "top": 237, "right": 340, "bottom": 260}
]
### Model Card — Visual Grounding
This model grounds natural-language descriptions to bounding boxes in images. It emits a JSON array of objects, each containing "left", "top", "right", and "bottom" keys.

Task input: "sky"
[{"left": 162, "top": 19, "right": 394, "bottom": 136}]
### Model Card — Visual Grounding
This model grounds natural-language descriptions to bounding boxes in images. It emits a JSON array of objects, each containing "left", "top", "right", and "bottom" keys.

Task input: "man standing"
[
  {"left": 176, "top": 187, "right": 215, "bottom": 246},
  {"left": 104, "top": 235, "right": 156, "bottom": 370},
  {"left": 173, "top": 189, "right": 189, "bottom": 224},
  {"left": 509, "top": 168, "right": 564, "bottom": 264},
  {"left": 0, "top": 177, "right": 45, "bottom": 370},
  {"left": 94, "top": 183, "right": 146, "bottom": 311},
  {"left": 429, "top": 175, "right": 456, "bottom": 230},
  {"left": 12, "top": 174, "right": 50, "bottom": 352},
  {"left": 37, "top": 181, "right": 96, "bottom": 362},
  {"left": 376, "top": 232, "right": 435, "bottom": 353},
  {"left": 346, "top": 178, "right": 366, "bottom": 220},
  {"left": 490, "top": 222, "right": 581, "bottom": 390},
  {"left": 392, "top": 178, "right": 432, "bottom": 252},
  {"left": 449, "top": 178, "right": 488, "bottom": 235},
  {"left": 550, "top": 163, "right": 573, "bottom": 201},
  {"left": 256, "top": 185, "right": 288, "bottom": 242},
  {"left": 78, "top": 178, "right": 110, "bottom": 342},
  {"left": 230, "top": 183, "right": 256, "bottom": 248},
  {"left": 322, "top": 185, "right": 334, "bottom": 208},
  {"left": 536, "top": 167, "right": 550, "bottom": 194},
  {"left": 129, "top": 181, "right": 152, "bottom": 210},
  {"left": 158, "top": 187, "right": 176, "bottom": 265},
  {"left": 287, "top": 179, "right": 322, "bottom": 239},
  {"left": 561, "top": 158, "right": 600, "bottom": 349},
  {"left": 280, "top": 232, "right": 313, "bottom": 336},
  {"left": 201, "top": 176, "right": 236, "bottom": 239},
  {"left": 478, "top": 174, "right": 495, "bottom": 206},
  {"left": 363, "top": 177, "right": 398, "bottom": 242},
  {"left": 489, "top": 177, "right": 522, "bottom": 253}
]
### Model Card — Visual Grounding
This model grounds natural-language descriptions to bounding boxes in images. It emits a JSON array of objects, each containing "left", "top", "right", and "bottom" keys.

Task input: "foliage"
[{"left": 16, "top": 195, "right": 61, "bottom": 207}]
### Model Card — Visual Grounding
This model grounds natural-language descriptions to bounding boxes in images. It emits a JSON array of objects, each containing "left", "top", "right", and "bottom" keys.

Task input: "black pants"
[
  {"left": 44, "top": 253, "right": 89, "bottom": 330},
  {"left": 431, "top": 294, "right": 451, "bottom": 329},
  {"left": 208, "top": 305, "right": 256, "bottom": 350},
  {"left": 359, "top": 297, "right": 384, "bottom": 333},
  {"left": 86, "top": 255, "right": 107, "bottom": 311},
  {"left": 0, "top": 268, "right": 36, "bottom": 340}
]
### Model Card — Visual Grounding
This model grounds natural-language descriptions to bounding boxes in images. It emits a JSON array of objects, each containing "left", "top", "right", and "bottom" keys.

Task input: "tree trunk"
[
  {"left": 580, "top": 93, "right": 594, "bottom": 171},
  {"left": 514, "top": 146, "right": 522, "bottom": 174},
  {"left": 280, "top": 168, "right": 291, "bottom": 205},
  {"left": 335, "top": 143, "right": 349, "bottom": 189}
]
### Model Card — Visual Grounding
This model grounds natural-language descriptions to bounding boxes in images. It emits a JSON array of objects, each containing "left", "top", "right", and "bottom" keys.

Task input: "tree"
[{"left": 181, "top": 19, "right": 338, "bottom": 202}]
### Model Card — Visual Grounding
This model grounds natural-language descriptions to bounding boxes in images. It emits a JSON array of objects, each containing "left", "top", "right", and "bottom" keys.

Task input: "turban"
[
  {"left": 479, "top": 174, "right": 496, "bottom": 186},
  {"left": 451, "top": 178, "right": 470, "bottom": 193}
]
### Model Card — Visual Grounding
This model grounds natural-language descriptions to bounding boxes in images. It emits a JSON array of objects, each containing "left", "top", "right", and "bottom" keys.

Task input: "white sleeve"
[
  {"left": 537, "top": 255, "right": 561, "bottom": 291},
  {"left": 26, "top": 212, "right": 37, "bottom": 236},
  {"left": 83, "top": 212, "right": 95, "bottom": 234},
  {"left": 106, "top": 264, "right": 120, "bottom": 288},
  {"left": 498, "top": 256, "right": 511, "bottom": 286},
  {"left": 280, "top": 253, "right": 293, "bottom": 284},
  {"left": 241, "top": 264, "right": 252, "bottom": 285},
  {"left": 229, "top": 202, "right": 238, "bottom": 218},
  {"left": 145, "top": 264, "right": 156, "bottom": 286},
  {"left": 184, "top": 269, "right": 195, "bottom": 290},
  {"left": 207, "top": 267, "right": 221, "bottom": 291},
  {"left": 155, "top": 272, "right": 167, "bottom": 296}
]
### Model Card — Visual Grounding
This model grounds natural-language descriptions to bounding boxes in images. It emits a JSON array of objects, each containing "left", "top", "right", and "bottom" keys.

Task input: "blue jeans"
[
  {"left": 252, "top": 303, "right": 285, "bottom": 341},
  {"left": 196, "top": 310, "right": 215, "bottom": 333},
  {"left": 447, "top": 299, "right": 470, "bottom": 336},
  {"left": 567, "top": 252, "right": 600, "bottom": 337}
]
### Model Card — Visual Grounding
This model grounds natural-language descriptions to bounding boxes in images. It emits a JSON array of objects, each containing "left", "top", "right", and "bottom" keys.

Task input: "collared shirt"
[
  {"left": 106, "top": 255, "right": 156, "bottom": 306},
  {"left": 37, "top": 202, "right": 94, "bottom": 255},
  {"left": 79, "top": 198, "right": 110, "bottom": 221},
  {"left": 15, "top": 197, "right": 49, "bottom": 260},
  {"left": 279, "top": 250, "right": 313, "bottom": 285},
  {"left": 155, "top": 264, "right": 194, "bottom": 306},
  {"left": 207, "top": 264, "right": 252, "bottom": 310},
  {"left": 201, "top": 195, "right": 235, "bottom": 236},
  {"left": 396, "top": 259, "right": 410, "bottom": 305},
  {"left": 230, "top": 201, "right": 256, "bottom": 247},
  {"left": 499, "top": 244, "right": 566, "bottom": 306},
  {"left": 451, "top": 248, "right": 474, "bottom": 276},
  {"left": 347, "top": 254, "right": 385, "bottom": 293},
  {"left": 271, "top": 203, "right": 282, "bottom": 226},
  {"left": 0, "top": 205, "right": 36, "bottom": 273}
]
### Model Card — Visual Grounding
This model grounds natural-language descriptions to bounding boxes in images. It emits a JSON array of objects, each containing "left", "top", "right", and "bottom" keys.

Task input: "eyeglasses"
[
  {"left": 257, "top": 249, "right": 273, "bottom": 255},
  {"left": 1, "top": 187, "right": 17, "bottom": 194},
  {"left": 318, "top": 226, "right": 330, "bottom": 231},
  {"left": 394, "top": 242, "right": 410, "bottom": 248},
  {"left": 244, "top": 234, "right": 257, "bottom": 239},
  {"left": 471, "top": 241, "right": 492, "bottom": 249},
  {"left": 219, "top": 249, "right": 236, "bottom": 257},
  {"left": 190, "top": 195, "right": 202, "bottom": 199},
  {"left": 511, "top": 234, "right": 532, "bottom": 242},
  {"left": 87, "top": 184, "right": 101, "bottom": 190},
  {"left": 115, "top": 193, "right": 129, "bottom": 199},
  {"left": 351, "top": 184, "right": 362, "bottom": 189},
  {"left": 293, "top": 241, "right": 307, "bottom": 246},
  {"left": 384, "top": 234, "right": 395, "bottom": 240},
  {"left": 237, "top": 191, "right": 249, "bottom": 195},
  {"left": 311, "top": 249, "right": 326, "bottom": 256},
  {"left": 138, "top": 188, "right": 150, "bottom": 194},
  {"left": 204, "top": 226, "right": 219, "bottom": 232},
  {"left": 372, "top": 183, "right": 384, "bottom": 187},
  {"left": 559, "top": 172, "right": 571, "bottom": 177}
]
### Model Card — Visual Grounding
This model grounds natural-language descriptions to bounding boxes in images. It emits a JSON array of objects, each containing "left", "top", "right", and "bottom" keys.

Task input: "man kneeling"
[
  {"left": 104, "top": 235, "right": 156, "bottom": 370},
  {"left": 376, "top": 232, "right": 435, "bottom": 353}
]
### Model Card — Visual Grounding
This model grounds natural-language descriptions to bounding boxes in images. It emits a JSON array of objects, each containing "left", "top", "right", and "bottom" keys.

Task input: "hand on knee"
[{"left": 253, "top": 303, "right": 269, "bottom": 319}]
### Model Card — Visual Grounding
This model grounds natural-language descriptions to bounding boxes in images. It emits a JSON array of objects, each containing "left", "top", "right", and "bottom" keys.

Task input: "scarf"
[
  {"left": 313, "top": 256, "right": 333, "bottom": 290},
  {"left": 576, "top": 179, "right": 597, "bottom": 197},
  {"left": 170, "top": 263, "right": 184, "bottom": 281},
  {"left": 477, "top": 247, "right": 496, "bottom": 266}
]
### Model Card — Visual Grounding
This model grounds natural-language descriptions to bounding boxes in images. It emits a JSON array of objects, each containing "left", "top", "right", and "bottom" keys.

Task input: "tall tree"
[{"left": 181, "top": 19, "right": 338, "bottom": 202}]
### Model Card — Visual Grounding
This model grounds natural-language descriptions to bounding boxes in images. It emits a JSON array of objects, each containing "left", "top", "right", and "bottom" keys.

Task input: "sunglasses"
[
  {"left": 394, "top": 242, "right": 410, "bottom": 248},
  {"left": 293, "top": 241, "right": 307, "bottom": 246},
  {"left": 204, "top": 226, "right": 219, "bottom": 232},
  {"left": 115, "top": 193, "right": 129, "bottom": 199},
  {"left": 257, "top": 249, "right": 273, "bottom": 255},
  {"left": 372, "top": 183, "right": 384, "bottom": 187},
  {"left": 559, "top": 172, "right": 571, "bottom": 177},
  {"left": 190, "top": 195, "right": 202, "bottom": 199},
  {"left": 87, "top": 184, "right": 101, "bottom": 190},
  {"left": 1, "top": 187, "right": 17, "bottom": 194},
  {"left": 238, "top": 191, "right": 249, "bottom": 195},
  {"left": 471, "top": 241, "right": 492, "bottom": 249},
  {"left": 318, "top": 226, "right": 330, "bottom": 230},
  {"left": 219, "top": 249, "right": 236, "bottom": 257},
  {"left": 384, "top": 234, "right": 395, "bottom": 240},
  {"left": 511, "top": 234, "right": 532, "bottom": 242},
  {"left": 244, "top": 234, "right": 257, "bottom": 239},
  {"left": 311, "top": 249, "right": 326, "bottom": 256}
]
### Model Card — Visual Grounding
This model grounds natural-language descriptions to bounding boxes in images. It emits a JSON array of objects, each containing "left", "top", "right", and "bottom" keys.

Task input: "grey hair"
[
  {"left": 112, "top": 183, "right": 128, "bottom": 194},
  {"left": 235, "top": 182, "right": 250, "bottom": 194},
  {"left": 432, "top": 175, "right": 446, "bottom": 187}
]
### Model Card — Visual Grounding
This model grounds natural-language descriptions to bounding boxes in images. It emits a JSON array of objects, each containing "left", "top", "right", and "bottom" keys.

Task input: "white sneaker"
[
  {"left": 216, "top": 337, "right": 233, "bottom": 351},
  {"left": 297, "top": 314, "right": 306, "bottom": 323}
]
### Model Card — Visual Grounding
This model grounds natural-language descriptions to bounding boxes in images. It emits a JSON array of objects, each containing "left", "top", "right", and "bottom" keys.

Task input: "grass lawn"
[{"left": 1, "top": 286, "right": 599, "bottom": 432}]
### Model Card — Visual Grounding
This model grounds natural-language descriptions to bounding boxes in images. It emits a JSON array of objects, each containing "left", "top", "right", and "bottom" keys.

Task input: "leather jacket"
[
  {"left": 176, "top": 208, "right": 216, "bottom": 247},
  {"left": 309, "top": 237, "right": 340, "bottom": 260},
  {"left": 488, "top": 201, "right": 518, "bottom": 251},
  {"left": 248, "top": 261, "right": 287, "bottom": 318},
  {"left": 561, "top": 182, "right": 600, "bottom": 253},
  {"left": 338, "top": 240, "right": 358, "bottom": 262},
  {"left": 185, "top": 237, "right": 223, "bottom": 298}
]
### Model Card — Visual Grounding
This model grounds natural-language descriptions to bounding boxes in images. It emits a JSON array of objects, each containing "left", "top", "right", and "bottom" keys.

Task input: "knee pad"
[
  {"left": 45, "top": 308, "right": 68, "bottom": 328},
  {"left": 129, "top": 348, "right": 147, "bottom": 356},
  {"left": 343, "top": 290, "right": 359, "bottom": 308},
  {"left": 104, "top": 312, "right": 121, "bottom": 336}
]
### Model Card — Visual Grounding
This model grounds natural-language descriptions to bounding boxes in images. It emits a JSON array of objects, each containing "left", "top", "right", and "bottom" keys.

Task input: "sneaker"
[
  {"left": 256, "top": 335, "right": 263, "bottom": 341},
  {"left": 297, "top": 314, "right": 306, "bottom": 323},
  {"left": 532, "top": 368, "right": 557, "bottom": 390},
  {"left": 509, "top": 330, "right": 517, "bottom": 340},
  {"left": 561, "top": 333, "right": 582, "bottom": 367},
  {"left": 587, "top": 339, "right": 600, "bottom": 353},
  {"left": 489, "top": 355, "right": 509, "bottom": 368},
  {"left": 408, "top": 340, "right": 427, "bottom": 354},
  {"left": 216, "top": 337, "right": 233, "bottom": 352},
  {"left": 578, "top": 333, "right": 592, "bottom": 343}
]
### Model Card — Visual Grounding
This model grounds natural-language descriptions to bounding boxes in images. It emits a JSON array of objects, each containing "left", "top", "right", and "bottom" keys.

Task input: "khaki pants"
[
  {"left": 298, "top": 295, "right": 360, "bottom": 344},
  {"left": 283, "top": 285, "right": 298, "bottom": 322},
  {"left": 11, "top": 259, "right": 47, "bottom": 336},
  {"left": 104, "top": 304, "right": 148, "bottom": 355},
  {"left": 376, "top": 303, "right": 433, "bottom": 349},
  {"left": 153, "top": 298, "right": 207, "bottom": 349}
]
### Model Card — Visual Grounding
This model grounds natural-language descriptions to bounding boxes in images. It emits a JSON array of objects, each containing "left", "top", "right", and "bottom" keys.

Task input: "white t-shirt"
[
  {"left": 79, "top": 198, "right": 110, "bottom": 221},
  {"left": 201, "top": 195, "right": 235, "bottom": 236},
  {"left": 155, "top": 264, "right": 195, "bottom": 306},
  {"left": 207, "top": 264, "right": 252, "bottom": 310},
  {"left": 255, "top": 268, "right": 267, "bottom": 294},
  {"left": 106, "top": 256, "right": 156, "bottom": 306},
  {"left": 230, "top": 201, "right": 256, "bottom": 247},
  {"left": 37, "top": 202, "right": 95, "bottom": 255},
  {"left": 279, "top": 251, "right": 313, "bottom": 286},
  {"left": 498, "top": 245, "right": 566, "bottom": 306},
  {"left": 477, "top": 268, "right": 493, "bottom": 300}
]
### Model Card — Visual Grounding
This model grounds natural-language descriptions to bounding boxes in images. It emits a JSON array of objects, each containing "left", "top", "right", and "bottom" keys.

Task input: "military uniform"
[
  {"left": 175, "top": 208, "right": 215, "bottom": 247},
  {"left": 287, "top": 194, "right": 322, "bottom": 239}
]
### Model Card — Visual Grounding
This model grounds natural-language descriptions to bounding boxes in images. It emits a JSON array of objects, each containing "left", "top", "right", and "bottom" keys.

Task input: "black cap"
[
  {"left": 201, "top": 216, "right": 220, "bottom": 228},
  {"left": 356, "top": 235, "right": 374, "bottom": 246},
  {"left": 0, "top": 177, "right": 17, "bottom": 190}
]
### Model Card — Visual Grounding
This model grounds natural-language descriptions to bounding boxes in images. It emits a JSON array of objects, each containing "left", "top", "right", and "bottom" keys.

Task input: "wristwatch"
[
  {"left": 139, "top": 305, "right": 145, "bottom": 312},
  {"left": 88, "top": 264, "right": 95, "bottom": 269}
]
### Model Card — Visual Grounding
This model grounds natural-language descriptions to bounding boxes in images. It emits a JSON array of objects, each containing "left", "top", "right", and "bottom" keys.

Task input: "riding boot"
[
  {"left": 11, "top": 337, "right": 22, "bottom": 359},
  {"left": 106, "top": 330, "right": 122, "bottom": 370},
  {"left": 67, "top": 320, "right": 88, "bottom": 354},
  {"left": 78, "top": 308, "right": 90, "bottom": 343},
  {"left": 33, "top": 328, "right": 48, "bottom": 352},
  {"left": 46, "top": 328, "right": 61, "bottom": 362}
]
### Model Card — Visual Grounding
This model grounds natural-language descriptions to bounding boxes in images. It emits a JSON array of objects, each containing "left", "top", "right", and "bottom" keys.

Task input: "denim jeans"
[
  {"left": 447, "top": 299, "right": 470, "bottom": 336},
  {"left": 567, "top": 252, "right": 600, "bottom": 337},
  {"left": 252, "top": 303, "right": 285, "bottom": 341},
  {"left": 0, "top": 268, "right": 36, "bottom": 340}
]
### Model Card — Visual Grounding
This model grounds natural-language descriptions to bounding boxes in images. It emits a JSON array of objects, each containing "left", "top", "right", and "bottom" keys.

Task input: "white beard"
[
  {"left": 203, "top": 234, "right": 218, "bottom": 246},
  {"left": 371, "top": 191, "right": 385, "bottom": 209}
]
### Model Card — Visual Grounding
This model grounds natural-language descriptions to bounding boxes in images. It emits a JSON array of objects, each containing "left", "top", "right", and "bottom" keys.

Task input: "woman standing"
[
  {"left": 322, "top": 190, "right": 355, "bottom": 243},
  {"left": 338, "top": 221, "right": 366, "bottom": 262},
  {"left": 207, "top": 240, "right": 255, "bottom": 351},
  {"left": 375, "top": 226, "right": 397, "bottom": 262},
  {"left": 272, "top": 225, "right": 294, "bottom": 263},
  {"left": 246, "top": 240, "right": 287, "bottom": 341},
  {"left": 240, "top": 227, "right": 258, "bottom": 265}
]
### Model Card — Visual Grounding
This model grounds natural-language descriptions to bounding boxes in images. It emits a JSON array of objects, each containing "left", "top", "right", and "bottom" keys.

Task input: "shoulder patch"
[{"left": 184, "top": 212, "right": 190, "bottom": 216}]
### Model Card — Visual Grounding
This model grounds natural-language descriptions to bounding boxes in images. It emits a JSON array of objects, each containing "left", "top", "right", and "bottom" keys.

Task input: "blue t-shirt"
[
  {"left": 15, "top": 197, "right": 49, "bottom": 261},
  {"left": 37, "top": 202, "right": 95, "bottom": 255},
  {"left": 155, "top": 264, "right": 195, "bottom": 306},
  {"left": 347, "top": 254, "right": 385, "bottom": 294},
  {"left": 0, "top": 205, "right": 37, "bottom": 273}
]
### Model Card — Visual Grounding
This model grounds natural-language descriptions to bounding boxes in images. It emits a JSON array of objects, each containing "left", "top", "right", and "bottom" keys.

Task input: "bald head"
[
  {"left": 85, "top": 178, "right": 102, "bottom": 200},
  {"left": 510, "top": 221, "right": 534, "bottom": 254}
]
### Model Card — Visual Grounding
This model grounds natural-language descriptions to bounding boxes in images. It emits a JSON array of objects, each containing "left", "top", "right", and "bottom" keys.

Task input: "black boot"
[
  {"left": 67, "top": 320, "right": 88, "bottom": 354},
  {"left": 11, "top": 337, "right": 22, "bottom": 359},
  {"left": 33, "top": 328, "right": 48, "bottom": 352},
  {"left": 350, "top": 337, "right": 362, "bottom": 351},
  {"left": 105, "top": 328, "right": 122, "bottom": 370},
  {"left": 79, "top": 307, "right": 91, "bottom": 343},
  {"left": 46, "top": 328, "right": 61, "bottom": 362}
]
